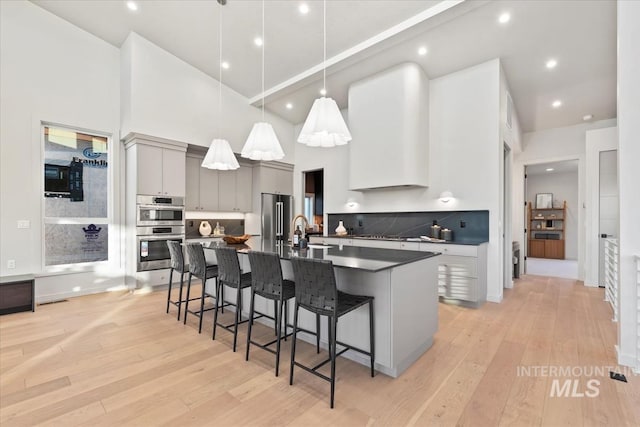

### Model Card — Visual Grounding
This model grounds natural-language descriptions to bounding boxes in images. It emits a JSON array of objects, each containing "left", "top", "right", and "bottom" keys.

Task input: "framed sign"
[{"left": 536, "top": 193, "right": 553, "bottom": 209}]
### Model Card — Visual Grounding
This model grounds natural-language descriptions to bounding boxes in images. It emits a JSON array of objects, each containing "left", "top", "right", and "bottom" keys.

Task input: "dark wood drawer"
[{"left": 0, "top": 275, "right": 35, "bottom": 315}]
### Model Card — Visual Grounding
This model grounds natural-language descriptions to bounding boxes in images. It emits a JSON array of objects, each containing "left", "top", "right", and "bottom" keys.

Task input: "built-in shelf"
[{"left": 528, "top": 201, "right": 566, "bottom": 259}]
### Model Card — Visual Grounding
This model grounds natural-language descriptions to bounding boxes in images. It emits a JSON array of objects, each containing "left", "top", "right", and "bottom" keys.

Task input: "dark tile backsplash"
[
  {"left": 327, "top": 211, "right": 489, "bottom": 242},
  {"left": 185, "top": 219, "right": 244, "bottom": 238}
]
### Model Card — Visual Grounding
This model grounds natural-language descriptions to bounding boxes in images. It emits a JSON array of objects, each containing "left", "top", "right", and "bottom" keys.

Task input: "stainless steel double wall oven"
[{"left": 136, "top": 195, "right": 185, "bottom": 271}]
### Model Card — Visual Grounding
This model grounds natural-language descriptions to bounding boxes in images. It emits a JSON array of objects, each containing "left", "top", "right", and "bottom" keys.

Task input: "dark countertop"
[
  {"left": 321, "top": 234, "right": 489, "bottom": 246},
  {"left": 202, "top": 237, "right": 440, "bottom": 272}
]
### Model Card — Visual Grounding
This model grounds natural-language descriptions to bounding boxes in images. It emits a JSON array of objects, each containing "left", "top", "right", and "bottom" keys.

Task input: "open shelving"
[{"left": 527, "top": 200, "right": 566, "bottom": 259}]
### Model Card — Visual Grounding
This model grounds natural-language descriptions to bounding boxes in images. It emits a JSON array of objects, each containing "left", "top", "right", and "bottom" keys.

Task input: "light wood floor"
[{"left": 1, "top": 275, "right": 639, "bottom": 426}]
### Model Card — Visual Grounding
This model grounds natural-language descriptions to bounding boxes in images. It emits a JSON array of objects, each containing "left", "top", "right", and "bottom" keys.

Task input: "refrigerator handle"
[{"left": 276, "top": 202, "right": 283, "bottom": 237}]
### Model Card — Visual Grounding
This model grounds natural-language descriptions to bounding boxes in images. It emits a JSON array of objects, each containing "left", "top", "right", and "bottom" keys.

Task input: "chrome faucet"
[{"left": 291, "top": 214, "right": 309, "bottom": 241}]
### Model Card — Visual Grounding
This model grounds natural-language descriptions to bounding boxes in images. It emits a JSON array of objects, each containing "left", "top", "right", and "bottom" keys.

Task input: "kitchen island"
[{"left": 203, "top": 237, "right": 440, "bottom": 377}]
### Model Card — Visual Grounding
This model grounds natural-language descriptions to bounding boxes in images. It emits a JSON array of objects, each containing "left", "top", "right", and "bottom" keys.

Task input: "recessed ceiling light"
[
  {"left": 126, "top": 1, "right": 138, "bottom": 11},
  {"left": 498, "top": 12, "right": 511, "bottom": 24},
  {"left": 546, "top": 59, "right": 557, "bottom": 69},
  {"left": 299, "top": 3, "right": 309, "bottom": 14},
  {"left": 286, "top": 103, "right": 293, "bottom": 110},
  {"left": 254, "top": 37, "right": 263, "bottom": 47},
  {"left": 221, "top": 61, "right": 230, "bottom": 70},
  {"left": 418, "top": 46, "right": 428, "bottom": 56},
  {"left": 583, "top": 114, "right": 594, "bottom": 121},
  {"left": 546, "top": 168, "right": 554, "bottom": 172},
  {"left": 320, "top": 88, "right": 327, "bottom": 96},
  {"left": 552, "top": 100, "right": 562, "bottom": 108}
]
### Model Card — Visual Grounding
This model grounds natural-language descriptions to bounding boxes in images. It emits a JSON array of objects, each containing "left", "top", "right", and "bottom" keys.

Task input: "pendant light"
[
  {"left": 202, "top": 1, "right": 239, "bottom": 170},
  {"left": 297, "top": 0, "right": 352, "bottom": 148},
  {"left": 241, "top": 0, "right": 285, "bottom": 161}
]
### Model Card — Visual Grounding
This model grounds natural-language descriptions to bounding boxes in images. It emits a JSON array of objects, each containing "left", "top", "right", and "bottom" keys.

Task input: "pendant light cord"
[
  {"left": 261, "top": 0, "right": 265, "bottom": 121},
  {"left": 323, "top": 0, "right": 326, "bottom": 95},
  {"left": 218, "top": 4, "right": 223, "bottom": 138}
]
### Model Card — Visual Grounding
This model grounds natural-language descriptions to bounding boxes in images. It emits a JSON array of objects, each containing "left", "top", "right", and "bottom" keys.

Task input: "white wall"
[
  {"left": 526, "top": 171, "right": 579, "bottom": 260},
  {"left": 293, "top": 59, "right": 506, "bottom": 302},
  {"left": 512, "top": 118, "right": 617, "bottom": 280},
  {"left": 616, "top": 0, "right": 640, "bottom": 370},
  {"left": 0, "top": 1, "right": 123, "bottom": 300},
  {"left": 120, "top": 32, "right": 295, "bottom": 164}
]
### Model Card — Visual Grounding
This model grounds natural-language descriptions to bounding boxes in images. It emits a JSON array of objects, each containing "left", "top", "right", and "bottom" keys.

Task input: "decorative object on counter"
[
  {"left": 222, "top": 234, "right": 251, "bottom": 244},
  {"left": 299, "top": 236, "right": 308, "bottom": 249},
  {"left": 297, "top": 0, "right": 352, "bottom": 148},
  {"left": 441, "top": 228, "right": 453, "bottom": 241},
  {"left": 213, "top": 221, "right": 223, "bottom": 236},
  {"left": 420, "top": 235, "right": 446, "bottom": 243},
  {"left": 241, "top": 0, "right": 285, "bottom": 161},
  {"left": 199, "top": 220, "right": 212, "bottom": 236},
  {"left": 439, "top": 191, "right": 453, "bottom": 203},
  {"left": 535, "top": 193, "right": 553, "bottom": 209},
  {"left": 293, "top": 225, "right": 302, "bottom": 248},
  {"left": 430, "top": 220, "right": 441, "bottom": 239},
  {"left": 201, "top": 1, "right": 240, "bottom": 171},
  {"left": 335, "top": 220, "right": 347, "bottom": 236}
]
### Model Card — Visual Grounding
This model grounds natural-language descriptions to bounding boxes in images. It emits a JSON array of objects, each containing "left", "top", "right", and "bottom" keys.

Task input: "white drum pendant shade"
[
  {"left": 241, "top": 122, "right": 285, "bottom": 161},
  {"left": 201, "top": 138, "right": 239, "bottom": 170},
  {"left": 297, "top": 97, "right": 352, "bottom": 147}
]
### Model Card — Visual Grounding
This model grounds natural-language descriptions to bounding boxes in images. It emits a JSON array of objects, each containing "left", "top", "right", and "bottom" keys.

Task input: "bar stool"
[
  {"left": 184, "top": 243, "right": 219, "bottom": 333},
  {"left": 245, "top": 251, "right": 296, "bottom": 376},
  {"left": 289, "top": 257, "right": 375, "bottom": 409},
  {"left": 213, "top": 247, "right": 253, "bottom": 352},
  {"left": 166, "top": 241, "right": 193, "bottom": 321}
]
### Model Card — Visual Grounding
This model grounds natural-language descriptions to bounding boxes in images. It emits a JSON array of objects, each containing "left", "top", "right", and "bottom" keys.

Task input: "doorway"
[
  {"left": 302, "top": 169, "right": 324, "bottom": 235},
  {"left": 597, "top": 150, "right": 618, "bottom": 287},
  {"left": 524, "top": 159, "right": 579, "bottom": 280}
]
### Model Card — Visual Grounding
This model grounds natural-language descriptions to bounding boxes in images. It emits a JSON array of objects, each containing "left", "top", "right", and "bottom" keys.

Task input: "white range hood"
[{"left": 348, "top": 62, "right": 429, "bottom": 190}]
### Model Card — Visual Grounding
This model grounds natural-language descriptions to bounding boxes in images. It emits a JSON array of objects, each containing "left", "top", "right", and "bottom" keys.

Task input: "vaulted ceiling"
[{"left": 31, "top": 0, "right": 617, "bottom": 132}]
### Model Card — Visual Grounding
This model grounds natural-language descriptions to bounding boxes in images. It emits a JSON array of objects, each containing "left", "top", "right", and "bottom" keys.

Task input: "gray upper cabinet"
[
  {"left": 186, "top": 153, "right": 220, "bottom": 211},
  {"left": 185, "top": 151, "right": 251, "bottom": 212},
  {"left": 185, "top": 156, "right": 201, "bottom": 210},
  {"left": 217, "top": 167, "right": 252, "bottom": 212},
  {"left": 134, "top": 142, "right": 186, "bottom": 197},
  {"left": 258, "top": 163, "right": 293, "bottom": 195}
]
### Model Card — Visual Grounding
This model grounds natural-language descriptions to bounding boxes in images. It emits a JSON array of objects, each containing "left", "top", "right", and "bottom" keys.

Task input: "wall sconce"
[{"left": 439, "top": 191, "right": 454, "bottom": 203}]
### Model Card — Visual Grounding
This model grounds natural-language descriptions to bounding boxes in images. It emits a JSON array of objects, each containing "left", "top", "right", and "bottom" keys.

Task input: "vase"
[
  {"left": 335, "top": 220, "right": 347, "bottom": 236},
  {"left": 199, "top": 221, "right": 212, "bottom": 236}
]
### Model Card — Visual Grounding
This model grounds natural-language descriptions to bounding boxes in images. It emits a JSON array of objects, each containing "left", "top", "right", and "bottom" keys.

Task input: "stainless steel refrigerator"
[{"left": 261, "top": 193, "right": 293, "bottom": 242}]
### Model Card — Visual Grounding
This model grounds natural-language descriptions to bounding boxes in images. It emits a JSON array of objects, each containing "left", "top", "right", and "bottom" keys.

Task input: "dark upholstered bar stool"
[
  {"left": 213, "top": 247, "right": 253, "bottom": 352},
  {"left": 184, "top": 243, "right": 219, "bottom": 333},
  {"left": 166, "top": 241, "right": 193, "bottom": 321},
  {"left": 245, "top": 251, "right": 296, "bottom": 376},
  {"left": 289, "top": 257, "right": 375, "bottom": 409}
]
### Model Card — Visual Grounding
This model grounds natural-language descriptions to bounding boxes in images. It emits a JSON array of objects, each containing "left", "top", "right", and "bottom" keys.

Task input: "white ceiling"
[
  {"left": 30, "top": 0, "right": 617, "bottom": 132},
  {"left": 526, "top": 159, "right": 579, "bottom": 176}
]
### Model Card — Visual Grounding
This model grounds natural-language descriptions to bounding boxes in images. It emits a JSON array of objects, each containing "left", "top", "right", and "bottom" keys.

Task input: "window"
[
  {"left": 304, "top": 194, "right": 315, "bottom": 221},
  {"left": 43, "top": 125, "right": 110, "bottom": 267}
]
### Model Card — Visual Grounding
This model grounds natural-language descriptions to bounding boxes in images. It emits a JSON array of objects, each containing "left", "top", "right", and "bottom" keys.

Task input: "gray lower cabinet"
[
  {"left": 419, "top": 242, "right": 487, "bottom": 304},
  {"left": 310, "top": 237, "right": 488, "bottom": 304}
]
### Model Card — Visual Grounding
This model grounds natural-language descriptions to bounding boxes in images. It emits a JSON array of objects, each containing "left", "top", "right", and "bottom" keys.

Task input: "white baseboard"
[
  {"left": 584, "top": 281, "right": 600, "bottom": 288},
  {"left": 36, "top": 284, "right": 129, "bottom": 304},
  {"left": 616, "top": 345, "right": 638, "bottom": 369},
  {"left": 487, "top": 294, "right": 503, "bottom": 303}
]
